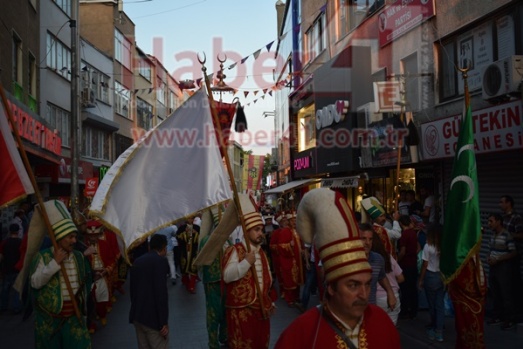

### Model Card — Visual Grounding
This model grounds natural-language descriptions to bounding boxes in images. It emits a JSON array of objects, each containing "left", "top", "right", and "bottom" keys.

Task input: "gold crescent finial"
[
  {"left": 217, "top": 53, "right": 227, "bottom": 64},
  {"left": 197, "top": 52, "right": 206, "bottom": 65},
  {"left": 457, "top": 66, "right": 470, "bottom": 79}
]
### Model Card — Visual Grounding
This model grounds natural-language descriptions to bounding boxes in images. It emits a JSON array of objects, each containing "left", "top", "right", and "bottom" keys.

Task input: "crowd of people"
[{"left": 0, "top": 188, "right": 521, "bottom": 348}]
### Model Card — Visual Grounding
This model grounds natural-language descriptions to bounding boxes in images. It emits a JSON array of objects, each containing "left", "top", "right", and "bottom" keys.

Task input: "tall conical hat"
[
  {"left": 361, "top": 196, "right": 386, "bottom": 220},
  {"left": 297, "top": 188, "right": 371, "bottom": 283},
  {"left": 194, "top": 194, "right": 262, "bottom": 266}
]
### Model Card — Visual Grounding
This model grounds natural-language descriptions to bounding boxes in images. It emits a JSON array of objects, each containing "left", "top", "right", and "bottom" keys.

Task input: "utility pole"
[{"left": 70, "top": 0, "right": 81, "bottom": 212}]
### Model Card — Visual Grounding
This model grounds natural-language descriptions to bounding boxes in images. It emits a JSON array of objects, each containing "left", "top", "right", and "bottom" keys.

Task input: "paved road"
[{"left": 1, "top": 280, "right": 522, "bottom": 348}]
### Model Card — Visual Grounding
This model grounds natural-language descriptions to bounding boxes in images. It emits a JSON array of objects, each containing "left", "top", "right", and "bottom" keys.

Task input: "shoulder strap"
[{"left": 318, "top": 305, "right": 358, "bottom": 349}]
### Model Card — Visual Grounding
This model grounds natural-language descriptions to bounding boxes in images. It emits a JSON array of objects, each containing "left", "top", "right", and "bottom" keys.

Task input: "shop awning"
[
  {"left": 321, "top": 176, "right": 359, "bottom": 189},
  {"left": 264, "top": 178, "right": 319, "bottom": 194}
]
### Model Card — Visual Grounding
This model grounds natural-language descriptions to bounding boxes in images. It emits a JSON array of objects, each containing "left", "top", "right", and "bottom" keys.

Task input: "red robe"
[
  {"left": 448, "top": 255, "right": 486, "bottom": 349},
  {"left": 223, "top": 243, "right": 274, "bottom": 349},
  {"left": 86, "top": 232, "right": 119, "bottom": 320},
  {"left": 272, "top": 227, "right": 304, "bottom": 304},
  {"left": 269, "top": 228, "right": 283, "bottom": 294},
  {"left": 275, "top": 304, "right": 400, "bottom": 349}
]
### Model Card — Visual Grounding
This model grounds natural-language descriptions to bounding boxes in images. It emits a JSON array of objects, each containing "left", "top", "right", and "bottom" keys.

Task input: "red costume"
[
  {"left": 448, "top": 255, "right": 486, "bottom": 349},
  {"left": 268, "top": 228, "right": 283, "bottom": 295},
  {"left": 222, "top": 243, "right": 275, "bottom": 349},
  {"left": 85, "top": 222, "right": 119, "bottom": 327},
  {"left": 275, "top": 304, "right": 400, "bottom": 349},
  {"left": 272, "top": 226, "right": 304, "bottom": 305}
]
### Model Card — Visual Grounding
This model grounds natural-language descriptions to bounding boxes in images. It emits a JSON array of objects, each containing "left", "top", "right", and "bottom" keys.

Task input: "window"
[
  {"left": 137, "top": 57, "right": 152, "bottom": 81},
  {"left": 438, "top": 14, "right": 517, "bottom": 101},
  {"left": 82, "top": 63, "right": 112, "bottom": 105},
  {"left": 169, "top": 90, "right": 177, "bottom": 112},
  {"left": 82, "top": 125, "right": 110, "bottom": 160},
  {"left": 157, "top": 80, "right": 166, "bottom": 105},
  {"left": 28, "top": 53, "right": 37, "bottom": 112},
  {"left": 12, "top": 33, "right": 22, "bottom": 85},
  {"left": 114, "top": 81, "right": 131, "bottom": 118},
  {"left": 46, "top": 32, "right": 71, "bottom": 81},
  {"left": 304, "top": 12, "right": 326, "bottom": 64},
  {"left": 337, "top": 0, "right": 374, "bottom": 39},
  {"left": 114, "top": 29, "right": 132, "bottom": 69},
  {"left": 46, "top": 103, "right": 70, "bottom": 147},
  {"left": 53, "top": 0, "right": 71, "bottom": 17},
  {"left": 136, "top": 98, "right": 153, "bottom": 130},
  {"left": 297, "top": 104, "right": 316, "bottom": 152}
]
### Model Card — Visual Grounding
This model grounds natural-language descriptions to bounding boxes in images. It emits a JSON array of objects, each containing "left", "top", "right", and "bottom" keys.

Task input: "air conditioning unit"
[
  {"left": 81, "top": 87, "right": 96, "bottom": 108},
  {"left": 482, "top": 55, "right": 523, "bottom": 100}
]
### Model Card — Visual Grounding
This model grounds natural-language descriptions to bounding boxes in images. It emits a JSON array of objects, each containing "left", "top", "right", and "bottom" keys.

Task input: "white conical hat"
[
  {"left": 194, "top": 194, "right": 263, "bottom": 266},
  {"left": 297, "top": 188, "right": 371, "bottom": 283},
  {"left": 361, "top": 196, "right": 386, "bottom": 220}
]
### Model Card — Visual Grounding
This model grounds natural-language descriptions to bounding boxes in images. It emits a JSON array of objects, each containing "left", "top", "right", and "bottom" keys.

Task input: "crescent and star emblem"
[{"left": 450, "top": 144, "right": 476, "bottom": 203}]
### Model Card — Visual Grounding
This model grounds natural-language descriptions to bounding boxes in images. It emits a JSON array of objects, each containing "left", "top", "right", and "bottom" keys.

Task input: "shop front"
[
  {"left": 0, "top": 92, "right": 63, "bottom": 227},
  {"left": 422, "top": 99, "right": 523, "bottom": 219},
  {"left": 34, "top": 157, "right": 94, "bottom": 209}
]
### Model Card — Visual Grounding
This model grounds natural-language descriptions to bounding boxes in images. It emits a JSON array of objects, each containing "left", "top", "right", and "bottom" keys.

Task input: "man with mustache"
[
  {"left": 275, "top": 189, "right": 400, "bottom": 349},
  {"left": 28, "top": 200, "right": 92, "bottom": 349}
]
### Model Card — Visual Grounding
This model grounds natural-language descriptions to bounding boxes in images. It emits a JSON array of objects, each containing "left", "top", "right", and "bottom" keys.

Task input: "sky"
[{"left": 123, "top": 0, "right": 281, "bottom": 155}]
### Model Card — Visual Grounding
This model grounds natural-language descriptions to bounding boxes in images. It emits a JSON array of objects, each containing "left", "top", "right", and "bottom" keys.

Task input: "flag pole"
[
  {"left": 199, "top": 55, "right": 268, "bottom": 318},
  {"left": 394, "top": 75, "right": 407, "bottom": 212},
  {"left": 0, "top": 83, "right": 83, "bottom": 321}
]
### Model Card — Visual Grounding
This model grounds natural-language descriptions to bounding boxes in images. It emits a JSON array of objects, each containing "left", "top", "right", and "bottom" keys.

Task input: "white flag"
[{"left": 90, "top": 89, "right": 232, "bottom": 253}]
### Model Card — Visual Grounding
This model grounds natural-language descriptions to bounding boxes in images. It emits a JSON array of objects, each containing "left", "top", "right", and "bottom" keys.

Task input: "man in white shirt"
[{"left": 222, "top": 198, "right": 276, "bottom": 349}]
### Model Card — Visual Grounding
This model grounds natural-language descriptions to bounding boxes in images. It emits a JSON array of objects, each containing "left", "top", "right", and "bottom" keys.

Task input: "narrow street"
[{"left": 1, "top": 279, "right": 522, "bottom": 348}]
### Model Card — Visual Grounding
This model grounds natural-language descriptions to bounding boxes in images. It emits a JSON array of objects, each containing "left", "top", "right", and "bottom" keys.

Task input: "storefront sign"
[
  {"left": 7, "top": 99, "right": 62, "bottom": 156},
  {"left": 373, "top": 81, "right": 402, "bottom": 113},
  {"left": 99, "top": 165, "right": 109, "bottom": 181},
  {"left": 378, "top": 0, "right": 436, "bottom": 47},
  {"left": 421, "top": 100, "right": 523, "bottom": 160},
  {"left": 293, "top": 153, "right": 312, "bottom": 171},
  {"left": 83, "top": 177, "right": 99, "bottom": 197},
  {"left": 315, "top": 100, "right": 349, "bottom": 130},
  {"left": 321, "top": 176, "right": 359, "bottom": 189}
]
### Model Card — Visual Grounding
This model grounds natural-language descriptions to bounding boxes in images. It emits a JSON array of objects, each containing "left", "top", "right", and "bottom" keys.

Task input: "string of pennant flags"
[{"left": 106, "top": 36, "right": 301, "bottom": 107}]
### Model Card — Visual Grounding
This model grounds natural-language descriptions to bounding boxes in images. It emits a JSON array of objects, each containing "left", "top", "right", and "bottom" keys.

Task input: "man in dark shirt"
[
  {"left": 0, "top": 224, "right": 23, "bottom": 313},
  {"left": 129, "top": 234, "right": 170, "bottom": 349}
]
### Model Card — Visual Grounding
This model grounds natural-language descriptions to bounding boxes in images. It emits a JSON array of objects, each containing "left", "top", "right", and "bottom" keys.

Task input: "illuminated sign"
[
  {"left": 294, "top": 154, "right": 311, "bottom": 171},
  {"left": 316, "top": 100, "right": 350, "bottom": 130}
]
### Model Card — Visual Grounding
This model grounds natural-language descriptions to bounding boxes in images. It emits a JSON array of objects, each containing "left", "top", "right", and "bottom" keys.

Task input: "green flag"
[{"left": 440, "top": 100, "right": 481, "bottom": 282}]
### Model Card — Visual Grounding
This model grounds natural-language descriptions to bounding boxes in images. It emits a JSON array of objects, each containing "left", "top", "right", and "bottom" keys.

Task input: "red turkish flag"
[
  {"left": 0, "top": 97, "right": 34, "bottom": 208},
  {"left": 214, "top": 101, "right": 237, "bottom": 156}
]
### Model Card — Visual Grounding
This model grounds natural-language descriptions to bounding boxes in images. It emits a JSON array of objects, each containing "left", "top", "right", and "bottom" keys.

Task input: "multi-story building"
[
  {"left": 0, "top": 1, "right": 185, "bottom": 222},
  {"left": 270, "top": 0, "right": 523, "bottom": 277},
  {"left": 271, "top": 0, "right": 522, "bottom": 216},
  {"left": 80, "top": 0, "right": 136, "bottom": 158},
  {"left": 0, "top": 0, "right": 41, "bottom": 227}
]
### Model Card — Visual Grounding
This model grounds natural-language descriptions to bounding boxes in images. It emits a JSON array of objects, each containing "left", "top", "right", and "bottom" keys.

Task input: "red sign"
[
  {"left": 6, "top": 99, "right": 62, "bottom": 156},
  {"left": 83, "top": 177, "right": 99, "bottom": 197},
  {"left": 378, "top": 0, "right": 436, "bottom": 47},
  {"left": 35, "top": 157, "right": 94, "bottom": 184},
  {"left": 373, "top": 81, "right": 401, "bottom": 113}
]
